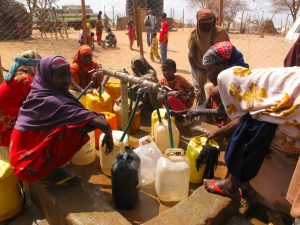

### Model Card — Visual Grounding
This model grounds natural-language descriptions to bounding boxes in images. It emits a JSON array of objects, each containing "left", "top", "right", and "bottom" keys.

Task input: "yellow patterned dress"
[{"left": 218, "top": 66, "right": 300, "bottom": 214}]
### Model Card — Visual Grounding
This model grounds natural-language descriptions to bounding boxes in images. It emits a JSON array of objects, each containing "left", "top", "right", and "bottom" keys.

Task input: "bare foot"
[{"left": 203, "top": 178, "right": 241, "bottom": 199}]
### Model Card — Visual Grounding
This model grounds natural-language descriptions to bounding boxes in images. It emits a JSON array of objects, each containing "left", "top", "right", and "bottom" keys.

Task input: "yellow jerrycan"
[
  {"left": 154, "top": 119, "right": 179, "bottom": 154},
  {"left": 105, "top": 81, "right": 121, "bottom": 109},
  {"left": 185, "top": 136, "right": 219, "bottom": 184},
  {"left": 0, "top": 160, "right": 24, "bottom": 222},
  {"left": 69, "top": 89, "right": 86, "bottom": 107},
  {"left": 150, "top": 108, "right": 175, "bottom": 137},
  {"left": 71, "top": 132, "right": 96, "bottom": 166},
  {"left": 86, "top": 90, "right": 112, "bottom": 113}
]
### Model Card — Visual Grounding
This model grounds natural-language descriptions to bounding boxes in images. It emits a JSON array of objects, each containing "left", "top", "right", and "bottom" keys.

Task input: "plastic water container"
[
  {"left": 86, "top": 90, "right": 112, "bottom": 113},
  {"left": 113, "top": 99, "right": 141, "bottom": 134},
  {"left": 185, "top": 137, "right": 219, "bottom": 184},
  {"left": 111, "top": 146, "right": 140, "bottom": 209},
  {"left": 71, "top": 132, "right": 96, "bottom": 166},
  {"left": 105, "top": 81, "right": 121, "bottom": 109},
  {"left": 154, "top": 119, "right": 180, "bottom": 154},
  {"left": 99, "top": 130, "right": 128, "bottom": 176},
  {"left": 94, "top": 112, "right": 118, "bottom": 150},
  {"left": 155, "top": 148, "right": 190, "bottom": 202},
  {"left": 151, "top": 108, "right": 175, "bottom": 136},
  {"left": 0, "top": 146, "right": 9, "bottom": 162},
  {"left": 0, "top": 160, "right": 24, "bottom": 222},
  {"left": 134, "top": 136, "right": 161, "bottom": 185},
  {"left": 69, "top": 89, "right": 86, "bottom": 106}
]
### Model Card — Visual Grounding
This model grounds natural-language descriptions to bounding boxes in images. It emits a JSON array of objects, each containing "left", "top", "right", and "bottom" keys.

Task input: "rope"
[
  {"left": 4, "top": 57, "right": 40, "bottom": 81},
  {"left": 120, "top": 93, "right": 140, "bottom": 142},
  {"left": 164, "top": 95, "right": 174, "bottom": 148}
]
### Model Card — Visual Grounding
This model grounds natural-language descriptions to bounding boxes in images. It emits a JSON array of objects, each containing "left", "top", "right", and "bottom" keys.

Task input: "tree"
[
  {"left": 188, "top": 0, "right": 247, "bottom": 30},
  {"left": 272, "top": 0, "right": 300, "bottom": 22}
]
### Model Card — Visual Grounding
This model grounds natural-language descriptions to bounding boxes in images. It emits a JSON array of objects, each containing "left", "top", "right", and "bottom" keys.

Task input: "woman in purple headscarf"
[{"left": 9, "top": 56, "right": 113, "bottom": 187}]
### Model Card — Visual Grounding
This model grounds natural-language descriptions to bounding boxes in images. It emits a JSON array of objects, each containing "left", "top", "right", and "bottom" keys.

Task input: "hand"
[
  {"left": 168, "top": 91, "right": 180, "bottom": 98},
  {"left": 102, "top": 134, "right": 114, "bottom": 155},
  {"left": 170, "top": 110, "right": 187, "bottom": 117},
  {"left": 186, "top": 107, "right": 203, "bottom": 120},
  {"left": 85, "top": 88, "right": 95, "bottom": 94}
]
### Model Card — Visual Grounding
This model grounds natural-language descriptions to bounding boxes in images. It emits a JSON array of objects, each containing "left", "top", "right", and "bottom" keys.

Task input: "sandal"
[
  {"left": 42, "top": 168, "right": 81, "bottom": 188},
  {"left": 204, "top": 179, "right": 242, "bottom": 199}
]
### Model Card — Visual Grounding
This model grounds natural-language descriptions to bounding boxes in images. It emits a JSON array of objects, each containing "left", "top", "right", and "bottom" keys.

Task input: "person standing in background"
[
  {"left": 127, "top": 21, "right": 136, "bottom": 50},
  {"left": 188, "top": 8, "right": 229, "bottom": 105},
  {"left": 159, "top": 13, "right": 169, "bottom": 64},
  {"left": 95, "top": 12, "right": 103, "bottom": 45},
  {"left": 144, "top": 10, "right": 157, "bottom": 47}
]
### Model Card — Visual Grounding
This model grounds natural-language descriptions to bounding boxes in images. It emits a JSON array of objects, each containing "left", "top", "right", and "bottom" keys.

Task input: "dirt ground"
[{"left": 0, "top": 28, "right": 293, "bottom": 82}]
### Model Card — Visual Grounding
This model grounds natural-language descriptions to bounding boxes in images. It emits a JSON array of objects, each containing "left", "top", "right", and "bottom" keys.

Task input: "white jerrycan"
[
  {"left": 134, "top": 136, "right": 161, "bottom": 185},
  {"left": 99, "top": 130, "right": 128, "bottom": 176},
  {"left": 155, "top": 148, "right": 190, "bottom": 202},
  {"left": 154, "top": 119, "right": 179, "bottom": 154},
  {"left": 71, "top": 132, "right": 96, "bottom": 166}
]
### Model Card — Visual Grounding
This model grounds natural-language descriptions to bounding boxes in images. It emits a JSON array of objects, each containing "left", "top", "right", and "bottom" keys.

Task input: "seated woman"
[
  {"left": 9, "top": 56, "right": 114, "bottom": 187},
  {"left": 70, "top": 45, "right": 109, "bottom": 93},
  {"left": 173, "top": 41, "right": 249, "bottom": 128},
  {"left": 157, "top": 59, "right": 195, "bottom": 111},
  {"left": 130, "top": 55, "right": 158, "bottom": 107},
  {"left": 0, "top": 49, "right": 41, "bottom": 160},
  {"left": 202, "top": 64, "right": 300, "bottom": 217}
]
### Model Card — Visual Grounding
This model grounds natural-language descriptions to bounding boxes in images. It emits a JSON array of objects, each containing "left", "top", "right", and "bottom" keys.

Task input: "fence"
[{"left": 0, "top": 0, "right": 295, "bottom": 80}]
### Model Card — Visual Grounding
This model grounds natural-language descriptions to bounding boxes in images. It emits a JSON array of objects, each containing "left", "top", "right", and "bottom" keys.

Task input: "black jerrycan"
[{"left": 111, "top": 146, "right": 140, "bottom": 209}]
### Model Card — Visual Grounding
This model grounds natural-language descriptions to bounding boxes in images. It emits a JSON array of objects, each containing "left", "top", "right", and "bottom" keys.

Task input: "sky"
[{"left": 24, "top": 0, "right": 294, "bottom": 28}]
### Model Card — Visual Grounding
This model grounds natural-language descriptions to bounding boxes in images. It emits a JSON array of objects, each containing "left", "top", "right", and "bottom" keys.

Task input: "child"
[
  {"left": 150, "top": 32, "right": 161, "bottom": 62},
  {"left": 157, "top": 59, "right": 195, "bottom": 111},
  {"left": 127, "top": 21, "right": 135, "bottom": 50}
]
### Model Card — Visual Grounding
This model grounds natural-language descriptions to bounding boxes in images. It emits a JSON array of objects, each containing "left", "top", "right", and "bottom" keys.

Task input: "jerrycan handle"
[
  {"left": 165, "top": 148, "right": 184, "bottom": 156},
  {"left": 139, "top": 135, "right": 154, "bottom": 146}
]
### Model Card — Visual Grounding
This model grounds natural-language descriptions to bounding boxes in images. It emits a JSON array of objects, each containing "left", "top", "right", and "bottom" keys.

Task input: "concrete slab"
[{"left": 143, "top": 186, "right": 239, "bottom": 225}]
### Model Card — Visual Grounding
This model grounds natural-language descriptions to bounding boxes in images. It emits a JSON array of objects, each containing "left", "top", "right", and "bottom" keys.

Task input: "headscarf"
[
  {"left": 203, "top": 41, "right": 249, "bottom": 68},
  {"left": 5, "top": 49, "right": 41, "bottom": 81},
  {"left": 15, "top": 56, "right": 98, "bottom": 131},
  {"left": 188, "top": 9, "right": 229, "bottom": 70},
  {"left": 131, "top": 55, "right": 157, "bottom": 81},
  {"left": 72, "top": 45, "right": 96, "bottom": 73},
  {"left": 284, "top": 35, "right": 300, "bottom": 67}
]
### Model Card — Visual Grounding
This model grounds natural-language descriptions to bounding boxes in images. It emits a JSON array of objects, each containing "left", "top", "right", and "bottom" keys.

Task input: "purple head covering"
[{"left": 15, "top": 56, "right": 97, "bottom": 131}]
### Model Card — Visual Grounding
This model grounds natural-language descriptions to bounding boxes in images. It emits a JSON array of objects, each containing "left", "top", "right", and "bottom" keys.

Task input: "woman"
[
  {"left": 0, "top": 49, "right": 41, "bottom": 160},
  {"left": 188, "top": 8, "right": 229, "bottom": 105},
  {"left": 70, "top": 45, "right": 109, "bottom": 93},
  {"left": 203, "top": 64, "right": 300, "bottom": 216},
  {"left": 9, "top": 56, "right": 114, "bottom": 187},
  {"left": 176, "top": 41, "right": 249, "bottom": 128}
]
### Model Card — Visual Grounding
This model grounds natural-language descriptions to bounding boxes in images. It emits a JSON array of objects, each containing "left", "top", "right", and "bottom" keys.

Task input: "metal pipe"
[{"left": 92, "top": 68, "right": 164, "bottom": 93}]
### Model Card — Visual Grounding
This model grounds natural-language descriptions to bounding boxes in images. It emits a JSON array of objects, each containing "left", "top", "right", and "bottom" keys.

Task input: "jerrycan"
[
  {"left": 105, "top": 81, "right": 121, "bottom": 109},
  {"left": 71, "top": 132, "right": 96, "bottom": 166},
  {"left": 69, "top": 89, "right": 86, "bottom": 106},
  {"left": 99, "top": 130, "right": 128, "bottom": 176},
  {"left": 154, "top": 119, "right": 179, "bottom": 154},
  {"left": 113, "top": 98, "right": 141, "bottom": 134},
  {"left": 94, "top": 112, "right": 118, "bottom": 150},
  {"left": 151, "top": 108, "right": 175, "bottom": 136},
  {"left": 186, "top": 137, "right": 219, "bottom": 184},
  {"left": 111, "top": 146, "right": 140, "bottom": 209},
  {"left": 134, "top": 136, "right": 161, "bottom": 185},
  {"left": 155, "top": 148, "right": 190, "bottom": 202},
  {"left": 86, "top": 90, "right": 112, "bottom": 113},
  {"left": 0, "top": 160, "right": 24, "bottom": 222}
]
